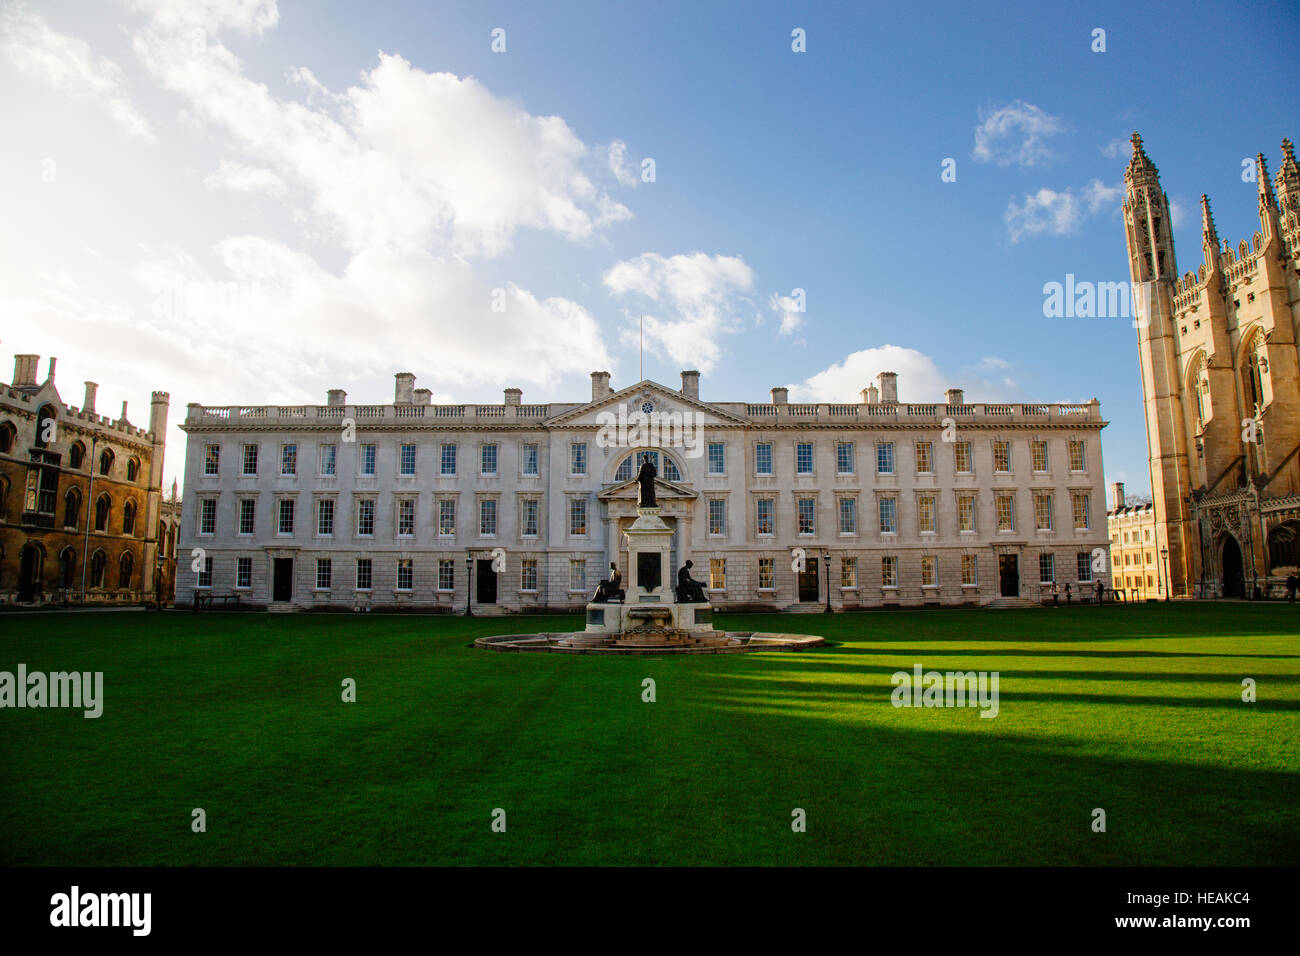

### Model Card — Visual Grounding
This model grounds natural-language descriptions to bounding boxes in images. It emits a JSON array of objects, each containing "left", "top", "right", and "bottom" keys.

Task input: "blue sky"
[{"left": 1, "top": 0, "right": 1297, "bottom": 494}]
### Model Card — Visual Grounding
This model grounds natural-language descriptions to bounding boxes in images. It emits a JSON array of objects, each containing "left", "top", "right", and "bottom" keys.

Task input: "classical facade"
[
  {"left": 1123, "top": 134, "right": 1300, "bottom": 597},
  {"left": 177, "top": 369, "right": 1111, "bottom": 612},
  {"left": 0, "top": 354, "right": 170, "bottom": 605},
  {"left": 1107, "top": 481, "right": 1163, "bottom": 600}
]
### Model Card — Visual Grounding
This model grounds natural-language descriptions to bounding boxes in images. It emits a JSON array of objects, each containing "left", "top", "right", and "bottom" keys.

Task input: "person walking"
[
  {"left": 1051, "top": 581, "right": 1059, "bottom": 606},
  {"left": 1064, "top": 583, "right": 1072, "bottom": 604},
  {"left": 1095, "top": 579, "right": 1104, "bottom": 604},
  {"left": 1287, "top": 572, "right": 1298, "bottom": 604}
]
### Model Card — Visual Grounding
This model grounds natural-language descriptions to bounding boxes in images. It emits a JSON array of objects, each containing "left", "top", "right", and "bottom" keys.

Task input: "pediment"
[
  {"left": 546, "top": 379, "right": 748, "bottom": 428},
  {"left": 597, "top": 476, "right": 699, "bottom": 501}
]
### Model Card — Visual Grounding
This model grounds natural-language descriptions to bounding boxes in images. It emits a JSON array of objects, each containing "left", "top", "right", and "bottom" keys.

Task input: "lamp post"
[
  {"left": 465, "top": 553, "right": 473, "bottom": 617},
  {"left": 1160, "top": 546, "right": 1170, "bottom": 602},
  {"left": 823, "top": 553, "right": 832, "bottom": 613}
]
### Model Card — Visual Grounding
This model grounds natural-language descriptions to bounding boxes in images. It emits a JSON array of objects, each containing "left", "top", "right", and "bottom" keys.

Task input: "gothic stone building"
[
  {"left": 1124, "top": 134, "right": 1300, "bottom": 597},
  {"left": 0, "top": 354, "right": 170, "bottom": 605},
  {"left": 176, "top": 369, "right": 1110, "bottom": 612}
]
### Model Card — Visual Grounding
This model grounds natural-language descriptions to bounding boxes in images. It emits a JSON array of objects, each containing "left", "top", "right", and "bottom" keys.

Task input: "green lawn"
[{"left": 1, "top": 604, "right": 1297, "bottom": 866}]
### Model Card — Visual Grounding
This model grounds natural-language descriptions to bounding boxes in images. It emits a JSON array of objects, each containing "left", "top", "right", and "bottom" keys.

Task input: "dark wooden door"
[
  {"left": 476, "top": 559, "right": 497, "bottom": 604},
  {"left": 798, "top": 562, "right": 819, "bottom": 602},
  {"left": 273, "top": 558, "right": 293, "bottom": 602},
  {"left": 998, "top": 554, "right": 1019, "bottom": 597},
  {"left": 18, "top": 546, "right": 39, "bottom": 602}
]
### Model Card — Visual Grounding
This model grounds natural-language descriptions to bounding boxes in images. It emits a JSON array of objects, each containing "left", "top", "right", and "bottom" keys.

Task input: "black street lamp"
[
  {"left": 1160, "top": 546, "right": 1170, "bottom": 602},
  {"left": 823, "top": 553, "right": 832, "bottom": 613},
  {"left": 465, "top": 553, "right": 474, "bottom": 617}
]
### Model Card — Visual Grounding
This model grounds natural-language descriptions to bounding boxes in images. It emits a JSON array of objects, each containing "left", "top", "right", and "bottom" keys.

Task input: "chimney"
[
  {"left": 770, "top": 386, "right": 788, "bottom": 405},
  {"left": 327, "top": 389, "right": 347, "bottom": 407},
  {"left": 1111, "top": 482, "right": 1126, "bottom": 510},
  {"left": 591, "top": 371, "right": 612, "bottom": 402},
  {"left": 84, "top": 381, "right": 99, "bottom": 414},
  {"left": 12, "top": 354, "right": 39, "bottom": 387},
  {"left": 119, "top": 400, "right": 129, "bottom": 422},
  {"left": 945, "top": 388, "right": 965, "bottom": 406},
  {"left": 504, "top": 387, "right": 522, "bottom": 406},
  {"left": 394, "top": 372, "right": 415, "bottom": 404},
  {"left": 414, "top": 389, "right": 432, "bottom": 406},
  {"left": 46, "top": 357, "right": 56, "bottom": 382},
  {"left": 680, "top": 370, "right": 700, "bottom": 400},
  {"left": 877, "top": 371, "right": 898, "bottom": 404},
  {"left": 861, "top": 385, "right": 879, "bottom": 405}
]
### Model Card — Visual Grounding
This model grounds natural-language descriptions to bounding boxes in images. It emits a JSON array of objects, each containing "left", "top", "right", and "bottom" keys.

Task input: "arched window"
[
  {"left": 127, "top": 457, "right": 140, "bottom": 482},
  {"left": 90, "top": 550, "right": 107, "bottom": 588},
  {"left": 0, "top": 421, "right": 15, "bottom": 454},
  {"left": 95, "top": 494, "right": 110, "bottom": 532},
  {"left": 59, "top": 548, "right": 76, "bottom": 589},
  {"left": 99, "top": 448, "right": 114, "bottom": 476},
  {"left": 122, "top": 499, "right": 136, "bottom": 535},
  {"left": 1242, "top": 330, "right": 1267, "bottom": 416},
  {"left": 118, "top": 551, "right": 133, "bottom": 589},
  {"left": 614, "top": 449, "right": 683, "bottom": 483},
  {"left": 1187, "top": 353, "right": 1209, "bottom": 428},
  {"left": 69, "top": 441, "right": 85, "bottom": 469},
  {"left": 64, "top": 488, "right": 81, "bottom": 528},
  {"left": 34, "top": 405, "right": 57, "bottom": 449}
]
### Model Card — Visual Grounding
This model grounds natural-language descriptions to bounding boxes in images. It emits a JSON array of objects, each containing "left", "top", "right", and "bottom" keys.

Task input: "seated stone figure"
[
  {"left": 591, "top": 563, "right": 625, "bottom": 603},
  {"left": 675, "top": 560, "right": 708, "bottom": 603}
]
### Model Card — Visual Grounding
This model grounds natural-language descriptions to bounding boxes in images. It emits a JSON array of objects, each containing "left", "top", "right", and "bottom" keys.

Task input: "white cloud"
[
  {"left": 0, "top": 4, "right": 155, "bottom": 141},
  {"left": 126, "top": 0, "right": 280, "bottom": 37},
  {"left": 790, "top": 346, "right": 948, "bottom": 403},
  {"left": 1102, "top": 138, "right": 1129, "bottom": 159},
  {"left": 1005, "top": 187, "right": 1081, "bottom": 241},
  {"left": 1083, "top": 178, "right": 1122, "bottom": 213},
  {"left": 769, "top": 292, "right": 805, "bottom": 336},
  {"left": 203, "top": 159, "right": 286, "bottom": 197},
  {"left": 608, "top": 140, "right": 639, "bottom": 187},
  {"left": 972, "top": 101, "right": 1064, "bottom": 168},
  {"left": 603, "top": 252, "right": 755, "bottom": 373},
  {"left": 975, "top": 356, "right": 1010, "bottom": 370}
]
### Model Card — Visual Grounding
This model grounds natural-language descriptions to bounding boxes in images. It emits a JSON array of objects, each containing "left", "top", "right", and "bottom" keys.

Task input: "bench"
[{"left": 194, "top": 593, "right": 241, "bottom": 611}]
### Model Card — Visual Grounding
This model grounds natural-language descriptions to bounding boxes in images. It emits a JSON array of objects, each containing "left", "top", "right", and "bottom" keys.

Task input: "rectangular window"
[
  {"left": 836, "top": 442, "right": 854, "bottom": 474},
  {"left": 877, "top": 442, "right": 895, "bottom": 475},
  {"left": 280, "top": 443, "right": 297, "bottom": 476},
  {"left": 954, "top": 441, "right": 972, "bottom": 473},
  {"left": 438, "top": 560, "right": 455, "bottom": 591},
  {"left": 278, "top": 498, "right": 295, "bottom": 534},
  {"left": 1039, "top": 553, "right": 1055, "bottom": 583},
  {"left": 398, "top": 499, "right": 415, "bottom": 536},
  {"left": 569, "top": 497, "right": 587, "bottom": 536},
  {"left": 317, "top": 558, "right": 333, "bottom": 590},
  {"left": 796, "top": 442, "right": 814, "bottom": 474},
  {"left": 237, "top": 498, "right": 255, "bottom": 535},
  {"left": 197, "top": 556, "right": 213, "bottom": 588},
  {"left": 917, "top": 495, "right": 935, "bottom": 533},
  {"left": 755, "top": 442, "right": 773, "bottom": 475},
  {"left": 958, "top": 493, "right": 976, "bottom": 533},
  {"left": 569, "top": 559, "right": 586, "bottom": 591},
  {"left": 357, "top": 499, "right": 375, "bottom": 536},
  {"left": 841, "top": 557, "right": 857, "bottom": 588},
  {"left": 839, "top": 496, "right": 857, "bottom": 534},
  {"left": 320, "top": 443, "right": 337, "bottom": 476},
  {"left": 317, "top": 498, "right": 334, "bottom": 536},
  {"left": 1069, "top": 440, "right": 1086, "bottom": 471},
  {"left": 204, "top": 444, "right": 220, "bottom": 476},
  {"left": 878, "top": 497, "right": 897, "bottom": 534},
  {"left": 921, "top": 556, "right": 936, "bottom": 588},
  {"left": 397, "top": 559, "right": 413, "bottom": 591},
  {"left": 199, "top": 499, "right": 217, "bottom": 535},
  {"left": 915, "top": 441, "right": 932, "bottom": 474},
  {"left": 993, "top": 440, "right": 1011, "bottom": 473},
  {"left": 522, "top": 499, "right": 539, "bottom": 537},
  {"left": 1077, "top": 552, "right": 1093, "bottom": 582},
  {"left": 962, "top": 554, "right": 978, "bottom": 586},
  {"left": 709, "top": 558, "right": 726, "bottom": 590},
  {"left": 797, "top": 497, "right": 816, "bottom": 535},
  {"left": 360, "top": 443, "right": 376, "bottom": 476},
  {"left": 440, "top": 443, "right": 457, "bottom": 476},
  {"left": 756, "top": 498, "right": 774, "bottom": 535},
  {"left": 438, "top": 499, "right": 456, "bottom": 536},
  {"left": 479, "top": 499, "right": 498, "bottom": 536},
  {"left": 1072, "top": 491, "right": 1091, "bottom": 530},
  {"left": 480, "top": 443, "right": 497, "bottom": 476},
  {"left": 355, "top": 559, "right": 372, "bottom": 591},
  {"left": 241, "top": 444, "right": 258, "bottom": 476},
  {"left": 758, "top": 557, "right": 774, "bottom": 590},
  {"left": 236, "top": 557, "right": 252, "bottom": 590},
  {"left": 400, "top": 444, "right": 417, "bottom": 476},
  {"left": 1032, "top": 440, "right": 1048, "bottom": 472},
  {"left": 522, "top": 443, "right": 539, "bottom": 476},
  {"left": 521, "top": 559, "right": 538, "bottom": 592},
  {"left": 882, "top": 556, "right": 897, "bottom": 588},
  {"left": 1035, "top": 492, "right": 1054, "bottom": 531},
  {"left": 996, "top": 493, "right": 1015, "bottom": 532},
  {"left": 570, "top": 442, "right": 587, "bottom": 476},
  {"left": 708, "top": 498, "right": 727, "bottom": 535},
  {"left": 708, "top": 442, "right": 726, "bottom": 475}
]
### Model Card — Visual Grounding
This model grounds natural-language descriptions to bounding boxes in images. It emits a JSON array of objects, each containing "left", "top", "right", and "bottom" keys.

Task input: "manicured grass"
[{"left": 1, "top": 604, "right": 1297, "bottom": 865}]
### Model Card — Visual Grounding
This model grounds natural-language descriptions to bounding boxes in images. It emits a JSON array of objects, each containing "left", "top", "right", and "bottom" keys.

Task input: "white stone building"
[{"left": 176, "top": 370, "right": 1111, "bottom": 611}]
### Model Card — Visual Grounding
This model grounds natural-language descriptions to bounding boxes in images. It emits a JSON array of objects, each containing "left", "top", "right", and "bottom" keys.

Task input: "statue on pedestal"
[
  {"left": 637, "top": 458, "right": 657, "bottom": 508},
  {"left": 591, "top": 563, "right": 625, "bottom": 603},
  {"left": 676, "top": 560, "right": 708, "bottom": 603}
]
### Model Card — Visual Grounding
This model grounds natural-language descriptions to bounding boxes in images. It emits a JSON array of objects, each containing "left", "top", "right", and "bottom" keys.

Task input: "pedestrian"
[
  {"left": 1051, "top": 581, "right": 1058, "bottom": 605},
  {"left": 1095, "top": 579, "right": 1103, "bottom": 604},
  {"left": 1065, "top": 583, "right": 1072, "bottom": 604},
  {"left": 1287, "top": 572, "right": 1298, "bottom": 604}
]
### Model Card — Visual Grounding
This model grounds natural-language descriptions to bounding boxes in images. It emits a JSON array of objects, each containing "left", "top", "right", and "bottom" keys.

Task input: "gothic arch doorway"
[
  {"left": 1220, "top": 536, "right": 1244, "bottom": 598},
  {"left": 18, "top": 544, "right": 43, "bottom": 602},
  {"left": 1267, "top": 520, "right": 1300, "bottom": 573}
]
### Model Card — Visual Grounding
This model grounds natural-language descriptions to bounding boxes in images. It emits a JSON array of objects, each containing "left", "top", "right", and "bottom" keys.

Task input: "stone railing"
[
  {"left": 186, "top": 403, "right": 552, "bottom": 427},
  {"left": 740, "top": 401, "right": 1102, "bottom": 425}
]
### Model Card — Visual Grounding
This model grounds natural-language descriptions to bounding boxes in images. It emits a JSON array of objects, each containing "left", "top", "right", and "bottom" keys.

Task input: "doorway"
[
  {"left": 998, "top": 554, "right": 1020, "bottom": 597},
  {"left": 476, "top": 559, "right": 498, "bottom": 604},
  {"left": 798, "top": 561, "right": 819, "bottom": 602},
  {"left": 18, "top": 545, "right": 41, "bottom": 602},
  {"left": 272, "top": 558, "right": 293, "bottom": 602},
  {"left": 1221, "top": 536, "right": 1244, "bottom": 598}
]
